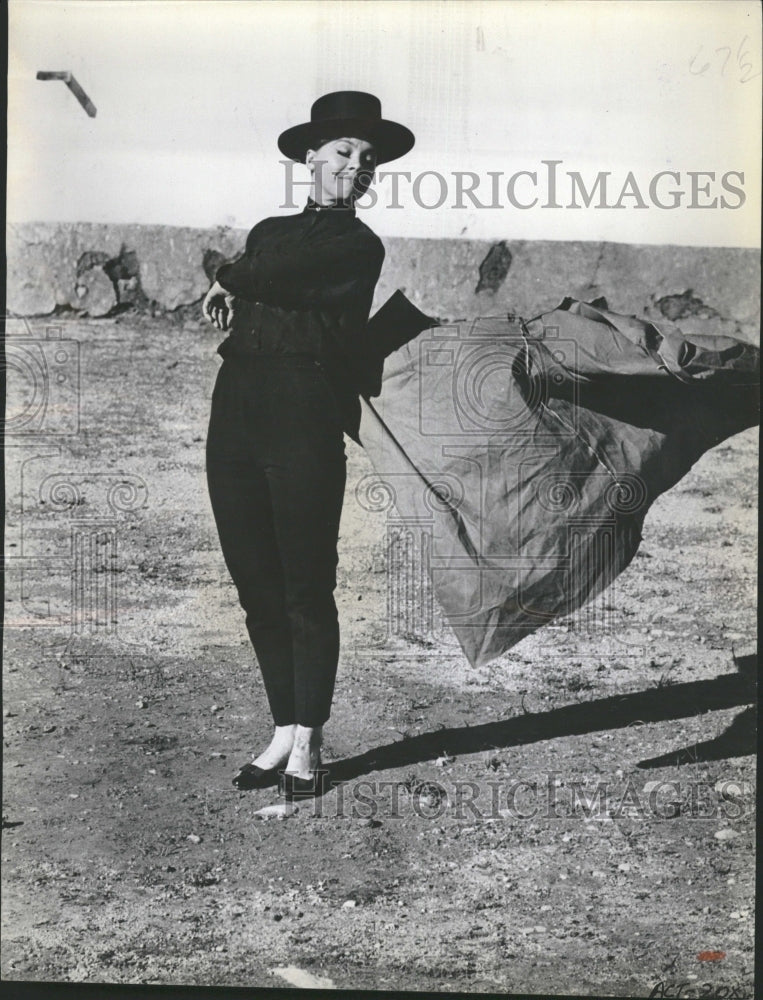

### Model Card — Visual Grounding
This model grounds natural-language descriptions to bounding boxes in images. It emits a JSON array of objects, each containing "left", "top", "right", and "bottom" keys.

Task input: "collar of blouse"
[{"left": 304, "top": 196, "right": 357, "bottom": 215}]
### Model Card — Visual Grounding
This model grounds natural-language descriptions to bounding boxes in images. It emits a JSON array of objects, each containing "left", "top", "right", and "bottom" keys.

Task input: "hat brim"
[{"left": 277, "top": 118, "right": 415, "bottom": 165}]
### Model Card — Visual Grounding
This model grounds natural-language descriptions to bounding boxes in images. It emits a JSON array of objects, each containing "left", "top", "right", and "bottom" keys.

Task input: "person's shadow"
[{"left": 322, "top": 652, "right": 756, "bottom": 789}]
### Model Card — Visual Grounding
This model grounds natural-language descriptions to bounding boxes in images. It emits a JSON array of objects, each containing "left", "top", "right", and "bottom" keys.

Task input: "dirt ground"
[{"left": 2, "top": 310, "right": 757, "bottom": 997}]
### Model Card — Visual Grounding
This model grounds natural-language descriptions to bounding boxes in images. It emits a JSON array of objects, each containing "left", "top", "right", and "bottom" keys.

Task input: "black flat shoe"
[
  {"left": 279, "top": 759, "right": 327, "bottom": 801},
  {"left": 232, "top": 762, "right": 282, "bottom": 790}
]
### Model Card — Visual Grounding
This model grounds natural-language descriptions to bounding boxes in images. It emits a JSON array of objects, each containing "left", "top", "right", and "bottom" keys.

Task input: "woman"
[{"left": 202, "top": 92, "right": 415, "bottom": 797}]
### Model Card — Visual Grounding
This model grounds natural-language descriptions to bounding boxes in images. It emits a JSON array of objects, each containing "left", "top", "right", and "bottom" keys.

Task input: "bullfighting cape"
[{"left": 359, "top": 294, "right": 759, "bottom": 668}]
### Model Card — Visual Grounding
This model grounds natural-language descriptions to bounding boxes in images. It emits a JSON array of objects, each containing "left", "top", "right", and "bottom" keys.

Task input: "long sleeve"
[{"left": 216, "top": 218, "right": 385, "bottom": 310}]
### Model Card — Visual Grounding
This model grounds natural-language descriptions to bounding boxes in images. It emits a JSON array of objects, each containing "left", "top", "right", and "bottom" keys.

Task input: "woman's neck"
[{"left": 308, "top": 189, "right": 355, "bottom": 211}]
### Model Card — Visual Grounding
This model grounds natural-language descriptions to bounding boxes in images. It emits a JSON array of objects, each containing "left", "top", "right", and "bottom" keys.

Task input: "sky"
[{"left": 7, "top": 0, "right": 762, "bottom": 246}]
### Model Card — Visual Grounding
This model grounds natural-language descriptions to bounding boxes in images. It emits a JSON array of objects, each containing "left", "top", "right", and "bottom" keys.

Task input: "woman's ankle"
[
  {"left": 293, "top": 724, "right": 322, "bottom": 746},
  {"left": 285, "top": 725, "right": 323, "bottom": 775},
  {"left": 251, "top": 724, "right": 296, "bottom": 769}
]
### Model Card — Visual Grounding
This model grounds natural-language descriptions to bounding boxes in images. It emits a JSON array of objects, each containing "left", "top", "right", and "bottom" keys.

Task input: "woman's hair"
[{"left": 314, "top": 135, "right": 376, "bottom": 153}]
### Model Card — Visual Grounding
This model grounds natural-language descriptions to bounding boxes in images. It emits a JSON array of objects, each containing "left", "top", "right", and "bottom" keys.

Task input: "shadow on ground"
[{"left": 321, "top": 657, "right": 757, "bottom": 791}]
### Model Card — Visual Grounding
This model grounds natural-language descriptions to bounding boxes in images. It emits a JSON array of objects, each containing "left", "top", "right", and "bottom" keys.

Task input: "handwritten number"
[
  {"left": 737, "top": 34, "right": 762, "bottom": 83},
  {"left": 690, "top": 36, "right": 761, "bottom": 83},
  {"left": 689, "top": 47, "right": 710, "bottom": 75},
  {"left": 738, "top": 59, "right": 761, "bottom": 84},
  {"left": 715, "top": 47, "right": 731, "bottom": 75},
  {"left": 651, "top": 984, "right": 749, "bottom": 999}
]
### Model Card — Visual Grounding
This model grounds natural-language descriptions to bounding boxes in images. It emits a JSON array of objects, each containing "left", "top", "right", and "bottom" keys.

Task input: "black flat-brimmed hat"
[{"left": 277, "top": 91, "right": 415, "bottom": 165}]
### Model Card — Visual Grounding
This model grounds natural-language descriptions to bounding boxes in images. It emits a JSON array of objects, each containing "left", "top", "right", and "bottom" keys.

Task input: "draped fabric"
[{"left": 358, "top": 297, "right": 759, "bottom": 667}]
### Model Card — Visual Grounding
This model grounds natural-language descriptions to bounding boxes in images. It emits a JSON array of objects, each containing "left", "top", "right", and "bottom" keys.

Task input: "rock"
[
  {"left": 270, "top": 967, "right": 336, "bottom": 990},
  {"left": 6, "top": 274, "right": 58, "bottom": 315},
  {"left": 5, "top": 225, "right": 59, "bottom": 314},
  {"left": 713, "top": 828, "right": 740, "bottom": 841},
  {"left": 72, "top": 267, "right": 116, "bottom": 317},
  {"left": 202, "top": 248, "right": 231, "bottom": 282},
  {"left": 341, "top": 899, "right": 357, "bottom": 909},
  {"left": 253, "top": 803, "right": 298, "bottom": 820},
  {"left": 6, "top": 223, "right": 105, "bottom": 314},
  {"left": 76, "top": 250, "right": 111, "bottom": 277},
  {"left": 475, "top": 241, "right": 512, "bottom": 294},
  {"left": 103, "top": 247, "right": 147, "bottom": 308},
  {"left": 138, "top": 228, "right": 241, "bottom": 310}
]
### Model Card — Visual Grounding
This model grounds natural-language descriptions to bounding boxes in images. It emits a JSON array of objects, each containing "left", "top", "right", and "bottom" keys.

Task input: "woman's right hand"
[{"left": 203, "top": 280, "right": 236, "bottom": 331}]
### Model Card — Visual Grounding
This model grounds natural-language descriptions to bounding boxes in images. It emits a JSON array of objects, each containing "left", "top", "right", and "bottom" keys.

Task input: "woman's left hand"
[{"left": 203, "top": 280, "right": 236, "bottom": 331}]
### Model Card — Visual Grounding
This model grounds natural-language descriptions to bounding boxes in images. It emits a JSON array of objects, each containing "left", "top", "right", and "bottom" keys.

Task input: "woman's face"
[{"left": 306, "top": 137, "right": 377, "bottom": 204}]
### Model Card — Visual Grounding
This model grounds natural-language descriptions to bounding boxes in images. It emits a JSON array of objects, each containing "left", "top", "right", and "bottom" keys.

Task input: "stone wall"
[{"left": 6, "top": 222, "right": 760, "bottom": 343}]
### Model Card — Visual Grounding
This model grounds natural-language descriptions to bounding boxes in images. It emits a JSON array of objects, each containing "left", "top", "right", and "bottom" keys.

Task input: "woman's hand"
[{"left": 202, "top": 280, "right": 236, "bottom": 331}]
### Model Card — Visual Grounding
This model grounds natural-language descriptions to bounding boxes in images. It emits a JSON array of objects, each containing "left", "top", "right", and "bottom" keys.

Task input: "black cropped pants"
[{"left": 205, "top": 355, "right": 347, "bottom": 727}]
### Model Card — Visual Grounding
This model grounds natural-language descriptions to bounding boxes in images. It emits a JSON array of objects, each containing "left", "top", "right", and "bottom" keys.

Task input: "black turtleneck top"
[{"left": 214, "top": 201, "right": 386, "bottom": 439}]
